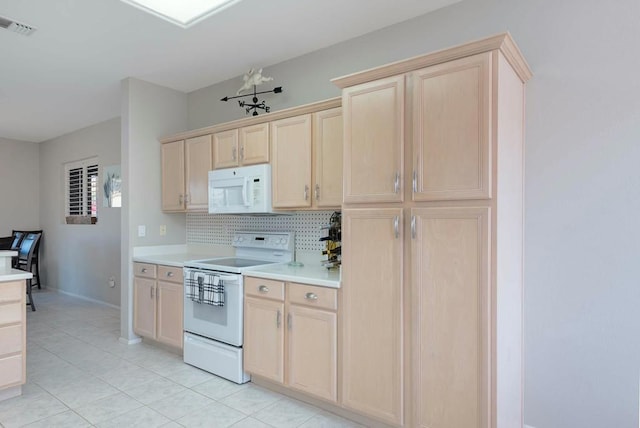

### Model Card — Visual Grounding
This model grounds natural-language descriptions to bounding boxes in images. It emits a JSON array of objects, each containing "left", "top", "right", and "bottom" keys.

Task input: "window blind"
[{"left": 65, "top": 158, "right": 99, "bottom": 221}]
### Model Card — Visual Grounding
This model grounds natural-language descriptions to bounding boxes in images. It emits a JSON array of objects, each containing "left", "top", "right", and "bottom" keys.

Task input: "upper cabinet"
[
  {"left": 271, "top": 108, "right": 343, "bottom": 210},
  {"left": 213, "top": 124, "right": 270, "bottom": 170},
  {"left": 412, "top": 53, "right": 492, "bottom": 201},
  {"left": 161, "top": 135, "right": 212, "bottom": 212},
  {"left": 161, "top": 98, "right": 341, "bottom": 212},
  {"left": 342, "top": 75, "right": 404, "bottom": 204},
  {"left": 313, "top": 107, "right": 343, "bottom": 208},
  {"left": 161, "top": 140, "right": 185, "bottom": 212},
  {"left": 271, "top": 114, "right": 313, "bottom": 208},
  {"left": 239, "top": 123, "right": 270, "bottom": 166}
]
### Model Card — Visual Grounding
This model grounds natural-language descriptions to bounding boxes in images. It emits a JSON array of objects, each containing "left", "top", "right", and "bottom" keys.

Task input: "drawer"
[
  {"left": 0, "top": 354, "right": 23, "bottom": 387},
  {"left": 288, "top": 282, "right": 337, "bottom": 311},
  {"left": 0, "top": 325, "right": 23, "bottom": 355},
  {"left": 0, "top": 281, "right": 22, "bottom": 303},
  {"left": 134, "top": 262, "right": 157, "bottom": 279},
  {"left": 0, "top": 303, "right": 22, "bottom": 325},
  {"left": 245, "top": 277, "right": 285, "bottom": 301},
  {"left": 158, "top": 265, "right": 183, "bottom": 283}
]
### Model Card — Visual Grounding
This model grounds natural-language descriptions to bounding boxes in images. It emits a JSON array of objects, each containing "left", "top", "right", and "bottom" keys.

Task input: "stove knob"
[{"left": 238, "top": 236, "right": 245, "bottom": 243}]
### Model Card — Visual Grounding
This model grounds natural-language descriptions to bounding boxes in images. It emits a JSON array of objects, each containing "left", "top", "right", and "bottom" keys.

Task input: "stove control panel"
[{"left": 232, "top": 231, "right": 295, "bottom": 252}]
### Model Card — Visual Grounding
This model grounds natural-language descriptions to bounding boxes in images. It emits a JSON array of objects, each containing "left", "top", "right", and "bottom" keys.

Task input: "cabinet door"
[
  {"left": 133, "top": 277, "right": 156, "bottom": 339},
  {"left": 161, "top": 140, "right": 185, "bottom": 211},
  {"left": 313, "top": 107, "right": 343, "bottom": 208},
  {"left": 157, "top": 281, "right": 184, "bottom": 349},
  {"left": 341, "top": 208, "right": 404, "bottom": 425},
  {"left": 412, "top": 53, "right": 491, "bottom": 201},
  {"left": 185, "top": 135, "right": 212, "bottom": 211},
  {"left": 244, "top": 297, "right": 284, "bottom": 383},
  {"left": 271, "top": 114, "right": 312, "bottom": 208},
  {"left": 412, "top": 207, "right": 490, "bottom": 428},
  {"left": 239, "top": 123, "right": 270, "bottom": 165},
  {"left": 213, "top": 129, "right": 239, "bottom": 169},
  {"left": 343, "top": 76, "right": 404, "bottom": 204},
  {"left": 287, "top": 305, "right": 337, "bottom": 402}
]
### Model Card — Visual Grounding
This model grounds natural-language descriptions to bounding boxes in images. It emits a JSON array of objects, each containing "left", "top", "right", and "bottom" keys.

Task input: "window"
[{"left": 64, "top": 157, "right": 99, "bottom": 224}]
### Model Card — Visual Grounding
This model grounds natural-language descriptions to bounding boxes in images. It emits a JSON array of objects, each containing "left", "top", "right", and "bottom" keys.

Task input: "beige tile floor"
[{"left": 0, "top": 290, "right": 363, "bottom": 428}]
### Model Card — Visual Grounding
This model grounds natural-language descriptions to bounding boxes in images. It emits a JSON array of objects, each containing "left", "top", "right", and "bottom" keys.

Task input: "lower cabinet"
[
  {"left": 243, "top": 277, "right": 338, "bottom": 403},
  {"left": 0, "top": 280, "right": 26, "bottom": 394},
  {"left": 133, "top": 262, "right": 184, "bottom": 349}
]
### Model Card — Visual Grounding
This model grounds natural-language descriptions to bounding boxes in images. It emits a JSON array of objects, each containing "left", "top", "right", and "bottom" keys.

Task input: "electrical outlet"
[
  {"left": 108, "top": 276, "right": 116, "bottom": 288},
  {"left": 160, "top": 225, "right": 167, "bottom": 236},
  {"left": 138, "top": 225, "right": 146, "bottom": 237}
]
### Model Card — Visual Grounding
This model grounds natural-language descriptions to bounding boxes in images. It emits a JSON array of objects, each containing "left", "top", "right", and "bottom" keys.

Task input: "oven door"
[{"left": 183, "top": 269, "right": 243, "bottom": 347}]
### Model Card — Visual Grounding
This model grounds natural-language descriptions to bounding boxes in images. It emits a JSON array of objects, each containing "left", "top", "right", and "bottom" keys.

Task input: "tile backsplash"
[{"left": 187, "top": 211, "right": 337, "bottom": 252}]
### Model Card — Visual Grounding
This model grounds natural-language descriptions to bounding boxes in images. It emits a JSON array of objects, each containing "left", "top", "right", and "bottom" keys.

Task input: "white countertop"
[
  {"left": 132, "top": 246, "right": 341, "bottom": 288},
  {"left": 244, "top": 262, "right": 341, "bottom": 288},
  {"left": 0, "top": 266, "right": 33, "bottom": 281},
  {"left": 0, "top": 251, "right": 17, "bottom": 257}
]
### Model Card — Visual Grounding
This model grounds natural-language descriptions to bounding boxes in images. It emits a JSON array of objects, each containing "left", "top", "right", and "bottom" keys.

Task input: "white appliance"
[
  {"left": 183, "top": 231, "right": 294, "bottom": 384},
  {"left": 208, "top": 164, "right": 281, "bottom": 215}
]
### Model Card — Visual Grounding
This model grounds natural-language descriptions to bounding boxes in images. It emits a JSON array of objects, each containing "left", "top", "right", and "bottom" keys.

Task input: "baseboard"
[
  {"left": 52, "top": 288, "right": 120, "bottom": 310},
  {"left": 525, "top": 424, "right": 536, "bottom": 428},
  {"left": 119, "top": 337, "right": 142, "bottom": 345}
]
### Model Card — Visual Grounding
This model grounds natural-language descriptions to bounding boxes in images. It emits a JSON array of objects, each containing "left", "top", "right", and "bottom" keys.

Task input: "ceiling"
[{"left": 0, "top": 0, "right": 459, "bottom": 143}]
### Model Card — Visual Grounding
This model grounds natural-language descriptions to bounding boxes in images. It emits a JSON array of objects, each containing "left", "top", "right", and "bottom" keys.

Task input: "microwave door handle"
[{"left": 242, "top": 178, "right": 251, "bottom": 207}]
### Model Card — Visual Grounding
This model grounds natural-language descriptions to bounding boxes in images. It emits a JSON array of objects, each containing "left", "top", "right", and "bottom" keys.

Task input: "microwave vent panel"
[{"left": 0, "top": 15, "right": 37, "bottom": 36}]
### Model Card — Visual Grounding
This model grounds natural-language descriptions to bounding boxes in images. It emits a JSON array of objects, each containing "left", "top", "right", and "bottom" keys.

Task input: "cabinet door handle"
[
  {"left": 315, "top": 184, "right": 320, "bottom": 201},
  {"left": 141, "top": 268, "right": 147, "bottom": 273},
  {"left": 258, "top": 285, "right": 269, "bottom": 293},
  {"left": 240, "top": 145, "right": 244, "bottom": 161},
  {"left": 179, "top": 194, "right": 183, "bottom": 205},
  {"left": 150, "top": 286, "right": 154, "bottom": 299},
  {"left": 412, "top": 170, "right": 417, "bottom": 193},
  {"left": 411, "top": 215, "right": 416, "bottom": 239},
  {"left": 394, "top": 172, "right": 400, "bottom": 193},
  {"left": 394, "top": 216, "right": 399, "bottom": 239},
  {"left": 276, "top": 310, "right": 281, "bottom": 328},
  {"left": 232, "top": 146, "right": 237, "bottom": 161},
  {"left": 287, "top": 313, "right": 292, "bottom": 330},
  {"left": 304, "top": 185, "right": 309, "bottom": 200},
  {"left": 305, "top": 292, "right": 318, "bottom": 300}
]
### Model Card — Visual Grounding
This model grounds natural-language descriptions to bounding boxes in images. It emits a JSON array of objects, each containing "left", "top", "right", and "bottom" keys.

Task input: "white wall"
[
  {"left": 0, "top": 138, "right": 40, "bottom": 236},
  {"left": 38, "top": 118, "right": 121, "bottom": 306},
  {"left": 120, "top": 78, "right": 188, "bottom": 341},
  {"left": 188, "top": 1, "right": 640, "bottom": 427}
]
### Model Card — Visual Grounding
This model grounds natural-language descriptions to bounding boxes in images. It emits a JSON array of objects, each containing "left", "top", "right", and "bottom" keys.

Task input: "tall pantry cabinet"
[{"left": 333, "top": 33, "right": 532, "bottom": 428}]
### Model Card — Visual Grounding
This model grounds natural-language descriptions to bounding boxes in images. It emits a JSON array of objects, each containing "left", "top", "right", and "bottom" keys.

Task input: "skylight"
[{"left": 121, "top": 0, "right": 242, "bottom": 28}]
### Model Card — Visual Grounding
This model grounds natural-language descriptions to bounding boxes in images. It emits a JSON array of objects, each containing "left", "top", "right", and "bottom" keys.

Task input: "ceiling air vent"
[{"left": 0, "top": 15, "right": 36, "bottom": 36}]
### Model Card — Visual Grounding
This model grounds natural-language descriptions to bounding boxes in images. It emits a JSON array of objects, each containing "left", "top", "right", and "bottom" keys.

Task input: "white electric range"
[{"left": 182, "top": 231, "right": 294, "bottom": 384}]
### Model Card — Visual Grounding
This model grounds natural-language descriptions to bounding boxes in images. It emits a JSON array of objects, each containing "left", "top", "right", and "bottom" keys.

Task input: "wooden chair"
[{"left": 16, "top": 232, "right": 41, "bottom": 311}]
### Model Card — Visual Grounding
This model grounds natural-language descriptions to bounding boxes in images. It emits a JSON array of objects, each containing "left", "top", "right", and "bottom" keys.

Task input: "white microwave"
[{"left": 208, "top": 164, "right": 282, "bottom": 215}]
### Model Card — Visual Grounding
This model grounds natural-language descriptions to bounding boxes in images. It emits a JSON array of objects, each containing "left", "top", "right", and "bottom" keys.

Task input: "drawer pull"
[
  {"left": 141, "top": 268, "right": 147, "bottom": 273},
  {"left": 258, "top": 285, "right": 269, "bottom": 293},
  {"left": 305, "top": 292, "right": 318, "bottom": 301},
  {"left": 167, "top": 272, "right": 174, "bottom": 277}
]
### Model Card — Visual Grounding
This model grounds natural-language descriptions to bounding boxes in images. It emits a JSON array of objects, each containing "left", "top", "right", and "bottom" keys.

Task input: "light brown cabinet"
[
  {"left": 342, "top": 75, "right": 404, "bottom": 204},
  {"left": 411, "top": 207, "right": 490, "bottom": 428},
  {"left": 271, "top": 114, "right": 312, "bottom": 208},
  {"left": 213, "top": 123, "right": 270, "bottom": 169},
  {"left": 161, "top": 140, "right": 185, "bottom": 212},
  {"left": 271, "top": 109, "right": 343, "bottom": 209},
  {"left": 0, "top": 280, "right": 26, "bottom": 394},
  {"left": 412, "top": 53, "right": 492, "bottom": 201},
  {"left": 334, "top": 33, "right": 531, "bottom": 427},
  {"left": 243, "top": 277, "right": 338, "bottom": 403},
  {"left": 161, "top": 135, "right": 212, "bottom": 212},
  {"left": 133, "top": 262, "right": 183, "bottom": 349},
  {"left": 340, "top": 208, "right": 404, "bottom": 425}
]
